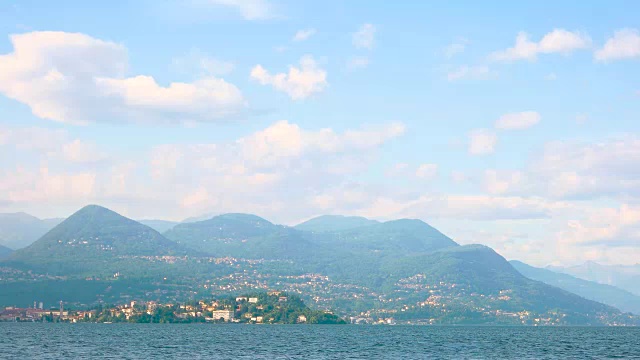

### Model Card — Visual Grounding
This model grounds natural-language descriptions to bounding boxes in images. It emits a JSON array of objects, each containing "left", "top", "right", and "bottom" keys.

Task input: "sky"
[{"left": 1, "top": 0, "right": 640, "bottom": 267}]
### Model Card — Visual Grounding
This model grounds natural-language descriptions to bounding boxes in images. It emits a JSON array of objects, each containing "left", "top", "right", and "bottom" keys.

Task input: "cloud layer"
[{"left": 0, "top": 32, "right": 246, "bottom": 125}]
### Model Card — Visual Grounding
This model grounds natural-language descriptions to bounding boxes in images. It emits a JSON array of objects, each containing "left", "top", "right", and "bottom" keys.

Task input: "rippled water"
[{"left": 1, "top": 324, "right": 639, "bottom": 359}]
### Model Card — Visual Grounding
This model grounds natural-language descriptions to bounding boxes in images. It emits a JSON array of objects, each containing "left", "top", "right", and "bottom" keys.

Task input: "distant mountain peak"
[
  {"left": 295, "top": 214, "right": 379, "bottom": 232},
  {"left": 7, "top": 204, "right": 193, "bottom": 274}
]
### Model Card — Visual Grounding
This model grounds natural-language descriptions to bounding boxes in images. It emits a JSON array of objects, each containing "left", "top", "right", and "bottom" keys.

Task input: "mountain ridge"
[
  {"left": 0, "top": 212, "right": 63, "bottom": 250},
  {"left": 0, "top": 204, "right": 636, "bottom": 325},
  {"left": 511, "top": 260, "right": 640, "bottom": 314}
]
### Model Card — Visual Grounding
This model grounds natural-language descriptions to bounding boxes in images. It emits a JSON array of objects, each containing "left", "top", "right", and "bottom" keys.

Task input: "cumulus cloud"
[
  {"left": 292, "top": 28, "right": 316, "bottom": 42},
  {"left": 481, "top": 135, "right": 640, "bottom": 201},
  {"left": 595, "top": 28, "right": 640, "bottom": 62},
  {"left": 342, "top": 192, "right": 565, "bottom": 222},
  {"left": 468, "top": 129, "right": 497, "bottom": 155},
  {"left": 353, "top": 24, "right": 376, "bottom": 49},
  {"left": 0, "top": 120, "right": 405, "bottom": 221},
  {"left": 61, "top": 139, "right": 107, "bottom": 164},
  {"left": 205, "top": 0, "right": 273, "bottom": 20},
  {"left": 494, "top": 111, "right": 541, "bottom": 130},
  {"left": 250, "top": 55, "right": 328, "bottom": 100},
  {"left": 0, "top": 31, "right": 245, "bottom": 125},
  {"left": 490, "top": 29, "right": 591, "bottom": 62}
]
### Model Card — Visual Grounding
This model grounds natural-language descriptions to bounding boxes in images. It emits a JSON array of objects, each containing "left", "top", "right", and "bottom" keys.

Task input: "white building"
[{"left": 209, "top": 309, "right": 234, "bottom": 322}]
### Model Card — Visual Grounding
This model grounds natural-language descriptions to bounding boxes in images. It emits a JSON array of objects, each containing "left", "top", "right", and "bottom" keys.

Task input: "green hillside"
[
  {"left": 1, "top": 205, "right": 637, "bottom": 325},
  {"left": 5, "top": 205, "right": 193, "bottom": 274},
  {"left": 309, "top": 219, "right": 459, "bottom": 256}
]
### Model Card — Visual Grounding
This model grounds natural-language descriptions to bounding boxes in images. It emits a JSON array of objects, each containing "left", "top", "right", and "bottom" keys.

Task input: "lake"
[{"left": 1, "top": 324, "right": 638, "bottom": 359}]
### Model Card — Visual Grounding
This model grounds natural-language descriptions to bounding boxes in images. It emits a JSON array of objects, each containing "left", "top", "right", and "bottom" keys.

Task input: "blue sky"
[{"left": 1, "top": 0, "right": 640, "bottom": 266}]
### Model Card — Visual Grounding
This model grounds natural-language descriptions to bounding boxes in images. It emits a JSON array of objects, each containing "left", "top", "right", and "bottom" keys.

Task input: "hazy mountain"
[
  {"left": 6, "top": 205, "right": 193, "bottom": 274},
  {"left": 548, "top": 261, "right": 640, "bottom": 296},
  {"left": 164, "top": 213, "right": 320, "bottom": 259},
  {"left": 138, "top": 219, "right": 179, "bottom": 233},
  {"left": 511, "top": 260, "right": 640, "bottom": 314},
  {"left": 0, "top": 244, "right": 12, "bottom": 259},
  {"left": 0, "top": 212, "right": 63, "bottom": 249},
  {"left": 294, "top": 215, "right": 380, "bottom": 232},
  {"left": 382, "top": 246, "right": 620, "bottom": 319},
  {"left": 315, "top": 219, "right": 459, "bottom": 255},
  {"left": 181, "top": 213, "right": 219, "bottom": 223},
  {"left": 1, "top": 205, "right": 636, "bottom": 325}
]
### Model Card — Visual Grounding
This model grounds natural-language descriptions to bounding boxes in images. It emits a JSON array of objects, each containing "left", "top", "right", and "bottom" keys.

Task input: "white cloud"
[
  {"left": 595, "top": 28, "right": 640, "bottom": 62},
  {"left": 447, "top": 65, "right": 491, "bottom": 81},
  {"left": 468, "top": 129, "right": 497, "bottom": 155},
  {"left": 484, "top": 170, "right": 524, "bottom": 195},
  {"left": 0, "top": 120, "right": 405, "bottom": 221},
  {"left": 0, "top": 167, "right": 96, "bottom": 203},
  {"left": 480, "top": 135, "right": 640, "bottom": 201},
  {"left": 490, "top": 29, "right": 591, "bottom": 62},
  {"left": 443, "top": 38, "right": 469, "bottom": 58},
  {"left": 250, "top": 55, "right": 328, "bottom": 100},
  {"left": 61, "top": 139, "right": 107, "bottom": 164},
  {"left": 416, "top": 164, "right": 438, "bottom": 179},
  {"left": 557, "top": 204, "right": 640, "bottom": 248},
  {"left": 0, "top": 125, "right": 106, "bottom": 164},
  {"left": 0, "top": 31, "right": 245, "bottom": 124},
  {"left": 347, "top": 56, "right": 370, "bottom": 69},
  {"left": 293, "top": 28, "right": 316, "bottom": 42},
  {"left": 171, "top": 49, "right": 235, "bottom": 77},
  {"left": 545, "top": 72, "right": 557, "bottom": 81},
  {"left": 205, "top": 0, "right": 273, "bottom": 20},
  {"left": 353, "top": 24, "right": 376, "bottom": 49},
  {"left": 494, "top": 111, "right": 541, "bottom": 130}
]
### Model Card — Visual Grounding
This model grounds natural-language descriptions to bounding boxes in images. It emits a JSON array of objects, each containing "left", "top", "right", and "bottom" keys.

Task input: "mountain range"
[
  {"left": 1, "top": 204, "right": 637, "bottom": 325},
  {"left": 0, "top": 244, "right": 12, "bottom": 259},
  {"left": 0, "top": 213, "right": 63, "bottom": 250},
  {"left": 5, "top": 205, "right": 194, "bottom": 275},
  {"left": 510, "top": 260, "right": 640, "bottom": 315},
  {"left": 548, "top": 262, "right": 640, "bottom": 296}
]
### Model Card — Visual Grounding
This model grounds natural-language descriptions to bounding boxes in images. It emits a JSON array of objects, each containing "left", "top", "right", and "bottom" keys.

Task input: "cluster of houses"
[{"left": 0, "top": 301, "right": 94, "bottom": 322}]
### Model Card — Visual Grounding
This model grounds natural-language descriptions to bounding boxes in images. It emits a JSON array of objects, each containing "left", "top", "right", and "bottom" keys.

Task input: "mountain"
[
  {"left": 164, "top": 213, "right": 320, "bottom": 259},
  {"left": 5, "top": 205, "right": 193, "bottom": 274},
  {"left": 1, "top": 207, "right": 637, "bottom": 325},
  {"left": 312, "top": 219, "right": 459, "bottom": 255},
  {"left": 548, "top": 261, "right": 640, "bottom": 296},
  {"left": 511, "top": 260, "right": 640, "bottom": 314},
  {"left": 0, "top": 244, "right": 12, "bottom": 259},
  {"left": 138, "top": 220, "right": 179, "bottom": 233},
  {"left": 294, "top": 215, "right": 379, "bottom": 232},
  {"left": 181, "top": 213, "right": 219, "bottom": 223},
  {"left": 383, "top": 246, "right": 622, "bottom": 321},
  {"left": 0, "top": 212, "right": 63, "bottom": 249}
]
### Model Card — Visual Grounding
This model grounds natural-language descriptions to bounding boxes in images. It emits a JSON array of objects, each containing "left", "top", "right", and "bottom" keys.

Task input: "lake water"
[{"left": 1, "top": 324, "right": 639, "bottom": 359}]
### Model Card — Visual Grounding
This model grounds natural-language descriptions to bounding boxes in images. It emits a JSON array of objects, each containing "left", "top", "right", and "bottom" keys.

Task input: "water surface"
[{"left": 1, "top": 324, "right": 638, "bottom": 359}]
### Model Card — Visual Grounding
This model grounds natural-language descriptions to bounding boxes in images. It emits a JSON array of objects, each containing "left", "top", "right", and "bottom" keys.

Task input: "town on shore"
[{"left": 0, "top": 292, "right": 346, "bottom": 324}]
